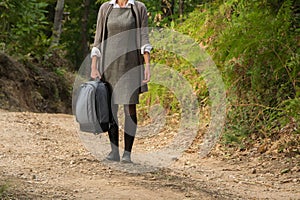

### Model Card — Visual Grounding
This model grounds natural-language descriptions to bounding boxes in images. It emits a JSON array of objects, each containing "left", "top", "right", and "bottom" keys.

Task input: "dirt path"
[{"left": 0, "top": 110, "right": 299, "bottom": 199}]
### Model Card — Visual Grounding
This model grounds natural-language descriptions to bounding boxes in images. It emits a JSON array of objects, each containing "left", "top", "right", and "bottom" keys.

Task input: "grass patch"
[{"left": 0, "top": 184, "right": 8, "bottom": 198}]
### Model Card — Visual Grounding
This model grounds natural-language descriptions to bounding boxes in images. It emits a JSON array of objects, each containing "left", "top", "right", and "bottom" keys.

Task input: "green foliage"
[
  {"left": 0, "top": 0, "right": 50, "bottom": 58},
  {"left": 215, "top": 0, "right": 297, "bottom": 98},
  {"left": 0, "top": 184, "right": 8, "bottom": 198},
  {"left": 214, "top": 0, "right": 299, "bottom": 143},
  {"left": 60, "top": 0, "right": 98, "bottom": 69},
  {"left": 95, "top": 0, "right": 107, "bottom": 4},
  {"left": 141, "top": 0, "right": 203, "bottom": 27},
  {"left": 54, "top": 67, "right": 67, "bottom": 77},
  {"left": 139, "top": 49, "right": 208, "bottom": 119},
  {"left": 176, "top": 0, "right": 299, "bottom": 148}
]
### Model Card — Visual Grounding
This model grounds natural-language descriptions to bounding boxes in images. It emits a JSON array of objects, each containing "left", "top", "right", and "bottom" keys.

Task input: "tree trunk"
[
  {"left": 179, "top": 0, "right": 184, "bottom": 21},
  {"left": 51, "top": 0, "right": 65, "bottom": 47},
  {"left": 81, "top": 0, "right": 90, "bottom": 59}
]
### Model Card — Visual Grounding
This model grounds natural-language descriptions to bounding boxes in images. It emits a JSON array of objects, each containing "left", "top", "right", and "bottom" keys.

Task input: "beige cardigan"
[{"left": 92, "top": 1, "right": 150, "bottom": 92}]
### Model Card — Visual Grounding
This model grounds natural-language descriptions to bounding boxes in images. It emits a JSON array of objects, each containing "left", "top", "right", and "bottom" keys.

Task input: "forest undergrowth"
[{"left": 140, "top": 0, "right": 300, "bottom": 157}]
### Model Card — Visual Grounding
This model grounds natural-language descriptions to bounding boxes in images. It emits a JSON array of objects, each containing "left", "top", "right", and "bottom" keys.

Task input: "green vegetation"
[
  {"left": 0, "top": 0, "right": 50, "bottom": 59},
  {"left": 176, "top": 0, "right": 299, "bottom": 152},
  {"left": 0, "top": 184, "right": 8, "bottom": 198}
]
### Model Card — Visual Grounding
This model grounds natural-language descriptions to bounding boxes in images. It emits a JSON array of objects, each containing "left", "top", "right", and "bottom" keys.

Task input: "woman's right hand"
[
  {"left": 91, "top": 68, "right": 101, "bottom": 79},
  {"left": 90, "top": 56, "right": 101, "bottom": 79}
]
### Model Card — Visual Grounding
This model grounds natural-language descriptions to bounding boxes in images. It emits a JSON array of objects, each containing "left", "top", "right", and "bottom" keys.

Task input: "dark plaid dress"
[{"left": 102, "top": 8, "right": 141, "bottom": 104}]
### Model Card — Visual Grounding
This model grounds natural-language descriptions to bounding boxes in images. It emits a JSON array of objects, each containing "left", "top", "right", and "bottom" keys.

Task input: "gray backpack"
[{"left": 75, "top": 80, "right": 110, "bottom": 134}]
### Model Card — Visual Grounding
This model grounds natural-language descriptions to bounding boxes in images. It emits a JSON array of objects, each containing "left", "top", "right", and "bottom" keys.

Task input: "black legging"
[{"left": 110, "top": 104, "right": 137, "bottom": 152}]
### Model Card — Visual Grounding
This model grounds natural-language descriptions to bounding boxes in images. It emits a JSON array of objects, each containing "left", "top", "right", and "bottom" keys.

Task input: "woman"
[{"left": 90, "top": 0, "right": 152, "bottom": 163}]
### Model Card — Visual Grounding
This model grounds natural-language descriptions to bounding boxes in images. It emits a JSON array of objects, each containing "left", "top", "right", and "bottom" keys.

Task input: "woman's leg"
[
  {"left": 122, "top": 104, "right": 137, "bottom": 163},
  {"left": 106, "top": 104, "right": 120, "bottom": 161}
]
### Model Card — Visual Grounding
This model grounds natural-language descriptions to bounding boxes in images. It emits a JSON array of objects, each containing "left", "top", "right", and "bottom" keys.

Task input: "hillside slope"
[{"left": 0, "top": 53, "right": 73, "bottom": 113}]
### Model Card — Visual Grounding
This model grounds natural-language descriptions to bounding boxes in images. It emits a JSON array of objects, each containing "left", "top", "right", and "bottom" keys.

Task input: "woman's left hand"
[{"left": 143, "top": 63, "right": 151, "bottom": 83}]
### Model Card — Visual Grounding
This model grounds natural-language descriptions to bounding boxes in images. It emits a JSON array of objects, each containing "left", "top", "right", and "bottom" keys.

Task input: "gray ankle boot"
[
  {"left": 121, "top": 151, "right": 132, "bottom": 163},
  {"left": 106, "top": 124, "right": 120, "bottom": 162}
]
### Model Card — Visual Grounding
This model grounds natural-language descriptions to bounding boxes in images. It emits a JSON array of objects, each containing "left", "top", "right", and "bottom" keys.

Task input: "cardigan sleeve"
[
  {"left": 92, "top": 3, "right": 110, "bottom": 57},
  {"left": 139, "top": 3, "right": 152, "bottom": 54},
  {"left": 93, "top": 7, "right": 103, "bottom": 49}
]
